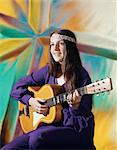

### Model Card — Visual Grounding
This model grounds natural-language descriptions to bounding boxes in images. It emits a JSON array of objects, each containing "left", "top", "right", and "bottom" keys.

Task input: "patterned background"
[{"left": 0, "top": 0, "right": 117, "bottom": 149}]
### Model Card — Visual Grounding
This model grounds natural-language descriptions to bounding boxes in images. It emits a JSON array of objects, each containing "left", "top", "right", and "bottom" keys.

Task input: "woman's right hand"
[{"left": 29, "top": 97, "right": 49, "bottom": 116}]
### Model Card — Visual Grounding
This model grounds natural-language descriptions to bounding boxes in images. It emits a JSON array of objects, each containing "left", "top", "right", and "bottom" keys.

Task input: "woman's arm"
[
  {"left": 11, "top": 65, "right": 48, "bottom": 106},
  {"left": 63, "top": 67, "right": 94, "bottom": 131},
  {"left": 69, "top": 67, "right": 93, "bottom": 116}
]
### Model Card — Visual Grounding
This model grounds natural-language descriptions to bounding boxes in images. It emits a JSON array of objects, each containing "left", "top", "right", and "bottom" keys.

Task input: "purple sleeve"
[
  {"left": 63, "top": 67, "right": 94, "bottom": 131},
  {"left": 69, "top": 67, "right": 92, "bottom": 116},
  {"left": 11, "top": 65, "right": 48, "bottom": 106}
]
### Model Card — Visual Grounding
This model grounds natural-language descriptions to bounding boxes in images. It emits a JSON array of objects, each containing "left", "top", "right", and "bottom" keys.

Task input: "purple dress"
[{"left": 1, "top": 65, "right": 95, "bottom": 150}]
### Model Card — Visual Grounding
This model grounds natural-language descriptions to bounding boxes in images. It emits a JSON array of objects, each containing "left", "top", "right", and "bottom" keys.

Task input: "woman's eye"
[
  {"left": 50, "top": 43, "right": 54, "bottom": 47},
  {"left": 59, "top": 42, "right": 65, "bottom": 45}
]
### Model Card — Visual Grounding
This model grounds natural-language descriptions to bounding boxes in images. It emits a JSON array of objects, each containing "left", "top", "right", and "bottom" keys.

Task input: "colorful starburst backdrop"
[{"left": 0, "top": 0, "right": 117, "bottom": 149}]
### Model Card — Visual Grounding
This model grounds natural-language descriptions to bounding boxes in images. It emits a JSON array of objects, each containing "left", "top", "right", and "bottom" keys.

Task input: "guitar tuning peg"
[
  {"left": 95, "top": 80, "right": 99, "bottom": 82},
  {"left": 96, "top": 93, "right": 99, "bottom": 96}
]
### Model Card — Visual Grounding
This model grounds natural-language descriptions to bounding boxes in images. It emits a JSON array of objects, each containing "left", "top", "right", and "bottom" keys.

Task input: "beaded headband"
[{"left": 50, "top": 33, "right": 76, "bottom": 43}]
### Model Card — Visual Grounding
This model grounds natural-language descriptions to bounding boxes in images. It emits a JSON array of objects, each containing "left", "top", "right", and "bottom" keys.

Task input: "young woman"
[{"left": 1, "top": 29, "right": 95, "bottom": 149}]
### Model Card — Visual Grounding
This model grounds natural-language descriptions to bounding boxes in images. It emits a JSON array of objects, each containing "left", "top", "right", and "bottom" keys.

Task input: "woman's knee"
[{"left": 29, "top": 132, "right": 48, "bottom": 149}]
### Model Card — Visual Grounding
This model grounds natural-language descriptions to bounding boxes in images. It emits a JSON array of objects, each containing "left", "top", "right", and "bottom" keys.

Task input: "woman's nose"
[{"left": 55, "top": 43, "right": 59, "bottom": 51}]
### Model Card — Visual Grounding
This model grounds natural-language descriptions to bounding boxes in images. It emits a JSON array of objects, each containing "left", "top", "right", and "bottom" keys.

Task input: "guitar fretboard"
[{"left": 46, "top": 86, "right": 87, "bottom": 107}]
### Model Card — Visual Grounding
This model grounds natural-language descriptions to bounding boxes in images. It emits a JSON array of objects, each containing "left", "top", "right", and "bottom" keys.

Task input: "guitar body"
[
  {"left": 18, "top": 77, "right": 113, "bottom": 133},
  {"left": 19, "top": 84, "right": 64, "bottom": 133}
]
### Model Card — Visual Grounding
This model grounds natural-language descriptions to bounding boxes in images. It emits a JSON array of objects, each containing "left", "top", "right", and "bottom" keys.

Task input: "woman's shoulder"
[
  {"left": 80, "top": 66, "right": 89, "bottom": 75},
  {"left": 78, "top": 66, "right": 91, "bottom": 83},
  {"left": 32, "top": 64, "right": 49, "bottom": 79}
]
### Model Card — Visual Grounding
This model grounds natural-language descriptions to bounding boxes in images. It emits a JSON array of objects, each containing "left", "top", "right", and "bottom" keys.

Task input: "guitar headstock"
[{"left": 86, "top": 77, "right": 113, "bottom": 95}]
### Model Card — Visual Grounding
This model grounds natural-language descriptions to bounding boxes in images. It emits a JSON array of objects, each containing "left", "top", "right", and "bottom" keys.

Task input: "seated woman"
[{"left": 1, "top": 29, "right": 95, "bottom": 150}]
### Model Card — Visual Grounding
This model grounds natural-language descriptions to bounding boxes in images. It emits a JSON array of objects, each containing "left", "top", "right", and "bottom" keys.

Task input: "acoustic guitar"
[{"left": 19, "top": 77, "right": 113, "bottom": 133}]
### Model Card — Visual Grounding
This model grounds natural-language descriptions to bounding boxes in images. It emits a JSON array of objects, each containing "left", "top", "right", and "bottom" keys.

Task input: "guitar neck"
[
  {"left": 46, "top": 77, "right": 113, "bottom": 107},
  {"left": 46, "top": 86, "right": 87, "bottom": 107}
]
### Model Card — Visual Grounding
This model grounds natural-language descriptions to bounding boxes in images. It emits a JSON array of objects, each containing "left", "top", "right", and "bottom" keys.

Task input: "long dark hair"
[{"left": 48, "top": 29, "right": 82, "bottom": 91}]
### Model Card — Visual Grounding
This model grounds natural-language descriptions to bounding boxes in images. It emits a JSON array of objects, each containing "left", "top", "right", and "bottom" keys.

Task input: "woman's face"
[{"left": 50, "top": 33, "right": 66, "bottom": 64}]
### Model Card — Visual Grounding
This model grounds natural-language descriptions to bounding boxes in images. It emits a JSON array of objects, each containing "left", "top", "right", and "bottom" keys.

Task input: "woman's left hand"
[{"left": 67, "top": 89, "right": 81, "bottom": 108}]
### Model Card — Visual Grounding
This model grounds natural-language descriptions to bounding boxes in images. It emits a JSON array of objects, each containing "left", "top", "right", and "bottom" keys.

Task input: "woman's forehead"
[{"left": 50, "top": 33, "right": 64, "bottom": 43}]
